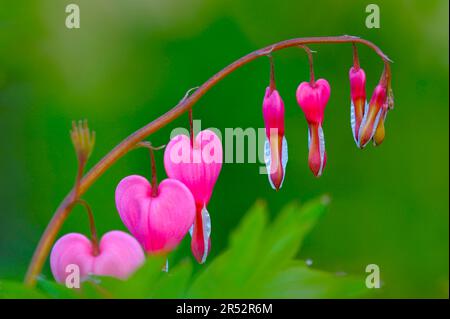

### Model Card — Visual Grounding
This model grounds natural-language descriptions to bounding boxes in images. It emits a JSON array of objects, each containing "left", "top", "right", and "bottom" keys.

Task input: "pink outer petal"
[
  {"left": 115, "top": 175, "right": 152, "bottom": 245},
  {"left": 263, "top": 87, "right": 285, "bottom": 137},
  {"left": 50, "top": 233, "right": 95, "bottom": 283},
  {"left": 164, "top": 129, "right": 222, "bottom": 206},
  {"left": 296, "top": 79, "right": 330, "bottom": 124},
  {"left": 93, "top": 231, "right": 145, "bottom": 279},
  {"left": 146, "top": 179, "right": 196, "bottom": 253},
  {"left": 115, "top": 175, "right": 196, "bottom": 254},
  {"left": 349, "top": 67, "right": 366, "bottom": 102}
]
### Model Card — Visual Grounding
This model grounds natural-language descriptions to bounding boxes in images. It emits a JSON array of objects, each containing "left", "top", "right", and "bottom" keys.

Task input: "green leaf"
[
  {"left": 249, "top": 195, "right": 330, "bottom": 282},
  {"left": 259, "top": 261, "right": 368, "bottom": 298},
  {"left": 150, "top": 259, "right": 193, "bottom": 298},
  {"left": 116, "top": 255, "right": 167, "bottom": 298},
  {"left": 77, "top": 256, "right": 166, "bottom": 299},
  {"left": 187, "top": 200, "right": 269, "bottom": 298},
  {"left": 36, "top": 277, "right": 80, "bottom": 299},
  {"left": 12, "top": 196, "right": 367, "bottom": 299},
  {"left": 0, "top": 280, "right": 47, "bottom": 299}
]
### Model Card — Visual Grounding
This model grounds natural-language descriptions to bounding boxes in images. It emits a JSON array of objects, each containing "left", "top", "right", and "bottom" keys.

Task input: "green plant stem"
[{"left": 24, "top": 35, "right": 391, "bottom": 286}]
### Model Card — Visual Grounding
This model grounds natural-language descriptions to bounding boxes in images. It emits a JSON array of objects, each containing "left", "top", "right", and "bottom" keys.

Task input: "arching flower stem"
[{"left": 24, "top": 35, "right": 391, "bottom": 287}]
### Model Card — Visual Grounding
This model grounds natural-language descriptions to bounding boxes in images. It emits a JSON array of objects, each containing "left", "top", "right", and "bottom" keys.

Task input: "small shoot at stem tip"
[
  {"left": 70, "top": 120, "right": 95, "bottom": 196},
  {"left": 71, "top": 119, "right": 95, "bottom": 167}
]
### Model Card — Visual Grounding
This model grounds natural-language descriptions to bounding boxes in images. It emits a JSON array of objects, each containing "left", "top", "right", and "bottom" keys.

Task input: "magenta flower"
[
  {"left": 358, "top": 83, "right": 387, "bottom": 148},
  {"left": 50, "top": 230, "right": 145, "bottom": 283},
  {"left": 115, "top": 175, "right": 196, "bottom": 254},
  {"left": 164, "top": 129, "right": 222, "bottom": 264},
  {"left": 296, "top": 79, "right": 331, "bottom": 177},
  {"left": 263, "top": 86, "right": 288, "bottom": 190},
  {"left": 349, "top": 66, "right": 367, "bottom": 145}
]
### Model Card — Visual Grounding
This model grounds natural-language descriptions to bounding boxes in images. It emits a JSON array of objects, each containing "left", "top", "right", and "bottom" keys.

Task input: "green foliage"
[{"left": 0, "top": 197, "right": 368, "bottom": 299}]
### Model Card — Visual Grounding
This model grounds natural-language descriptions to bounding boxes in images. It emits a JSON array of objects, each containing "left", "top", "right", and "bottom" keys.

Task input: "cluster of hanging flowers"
[
  {"left": 49, "top": 42, "right": 393, "bottom": 284},
  {"left": 263, "top": 44, "right": 393, "bottom": 187},
  {"left": 50, "top": 115, "right": 224, "bottom": 283}
]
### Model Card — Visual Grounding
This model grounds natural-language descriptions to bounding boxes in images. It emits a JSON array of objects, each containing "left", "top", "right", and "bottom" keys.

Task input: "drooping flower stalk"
[{"left": 25, "top": 36, "right": 392, "bottom": 286}]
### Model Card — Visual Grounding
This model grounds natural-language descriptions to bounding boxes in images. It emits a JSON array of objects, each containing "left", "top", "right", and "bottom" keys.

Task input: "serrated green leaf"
[
  {"left": 249, "top": 196, "right": 329, "bottom": 282},
  {"left": 0, "top": 280, "right": 47, "bottom": 299}
]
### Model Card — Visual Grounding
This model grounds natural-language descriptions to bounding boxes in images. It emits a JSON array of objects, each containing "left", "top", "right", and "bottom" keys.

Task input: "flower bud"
[
  {"left": 262, "top": 87, "right": 288, "bottom": 190},
  {"left": 349, "top": 67, "right": 367, "bottom": 145},
  {"left": 358, "top": 84, "right": 387, "bottom": 148}
]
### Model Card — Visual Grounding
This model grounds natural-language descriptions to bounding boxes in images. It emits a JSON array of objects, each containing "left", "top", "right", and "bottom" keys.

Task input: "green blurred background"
[{"left": 0, "top": 0, "right": 448, "bottom": 298}]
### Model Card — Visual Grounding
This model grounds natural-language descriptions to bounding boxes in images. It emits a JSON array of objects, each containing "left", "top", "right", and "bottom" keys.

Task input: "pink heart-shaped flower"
[
  {"left": 296, "top": 79, "right": 331, "bottom": 177},
  {"left": 115, "top": 175, "right": 196, "bottom": 254},
  {"left": 163, "top": 129, "right": 222, "bottom": 264},
  {"left": 296, "top": 79, "right": 330, "bottom": 125},
  {"left": 163, "top": 129, "right": 222, "bottom": 206},
  {"left": 50, "top": 230, "right": 145, "bottom": 283}
]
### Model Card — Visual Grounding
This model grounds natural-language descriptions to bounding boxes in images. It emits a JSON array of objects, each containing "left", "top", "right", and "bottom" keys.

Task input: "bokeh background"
[{"left": 0, "top": 0, "right": 448, "bottom": 298}]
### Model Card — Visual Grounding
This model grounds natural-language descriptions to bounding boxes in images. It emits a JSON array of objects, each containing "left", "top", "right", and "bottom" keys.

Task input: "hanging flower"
[
  {"left": 296, "top": 79, "right": 330, "bottom": 177},
  {"left": 115, "top": 175, "right": 196, "bottom": 254},
  {"left": 358, "top": 83, "right": 387, "bottom": 148},
  {"left": 164, "top": 129, "right": 222, "bottom": 264},
  {"left": 50, "top": 231, "right": 145, "bottom": 283},
  {"left": 262, "top": 56, "right": 288, "bottom": 190}
]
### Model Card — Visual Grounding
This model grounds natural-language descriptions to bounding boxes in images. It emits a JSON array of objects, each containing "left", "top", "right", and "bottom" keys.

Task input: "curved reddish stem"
[{"left": 24, "top": 35, "right": 391, "bottom": 286}]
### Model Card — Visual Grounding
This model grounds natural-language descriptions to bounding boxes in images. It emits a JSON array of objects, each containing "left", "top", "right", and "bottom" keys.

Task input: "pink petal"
[
  {"left": 164, "top": 129, "right": 222, "bottom": 206},
  {"left": 93, "top": 230, "right": 145, "bottom": 279},
  {"left": 115, "top": 175, "right": 196, "bottom": 254},
  {"left": 50, "top": 233, "right": 95, "bottom": 283}
]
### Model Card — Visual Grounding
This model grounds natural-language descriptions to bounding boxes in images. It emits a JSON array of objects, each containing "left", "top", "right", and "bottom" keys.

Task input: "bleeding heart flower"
[
  {"left": 115, "top": 175, "right": 196, "bottom": 254},
  {"left": 349, "top": 66, "right": 367, "bottom": 146},
  {"left": 296, "top": 78, "right": 330, "bottom": 177},
  {"left": 358, "top": 83, "right": 387, "bottom": 148},
  {"left": 164, "top": 129, "right": 222, "bottom": 263},
  {"left": 50, "top": 230, "right": 145, "bottom": 283},
  {"left": 263, "top": 87, "right": 288, "bottom": 190}
]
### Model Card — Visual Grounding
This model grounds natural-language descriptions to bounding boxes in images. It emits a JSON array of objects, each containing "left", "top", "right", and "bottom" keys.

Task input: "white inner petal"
[
  {"left": 357, "top": 101, "right": 370, "bottom": 146},
  {"left": 350, "top": 101, "right": 357, "bottom": 145},
  {"left": 279, "top": 136, "right": 288, "bottom": 188},
  {"left": 264, "top": 138, "right": 275, "bottom": 190},
  {"left": 307, "top": 128, "right": 311, "bottom": 150},
  {"left": 317, "top": 125, "right": 326, "bottom": 177},
  {"left": 201, "top": 205, "right": 211, "bottom": 264}
]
